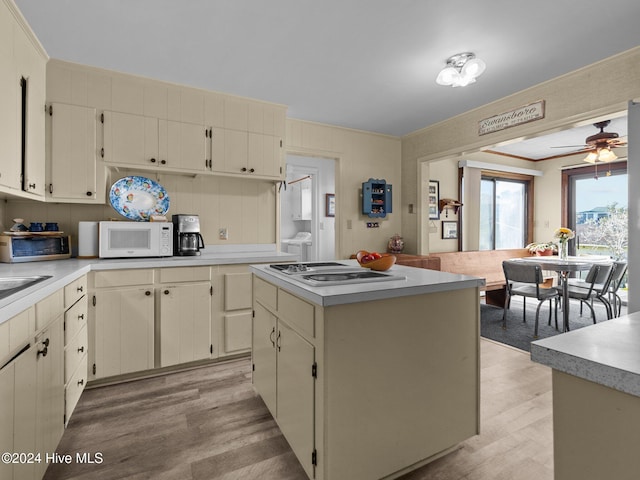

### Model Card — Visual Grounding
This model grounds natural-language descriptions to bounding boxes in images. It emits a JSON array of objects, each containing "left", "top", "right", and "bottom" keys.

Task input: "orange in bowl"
[{"left": 356, "top": 250, "right": 397, "bottom": 271}]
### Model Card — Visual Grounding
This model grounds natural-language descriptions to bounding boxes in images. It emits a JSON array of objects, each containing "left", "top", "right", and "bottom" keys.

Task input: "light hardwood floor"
[{"left": 44, "top": 339, "right": 553, "bottom": 480}]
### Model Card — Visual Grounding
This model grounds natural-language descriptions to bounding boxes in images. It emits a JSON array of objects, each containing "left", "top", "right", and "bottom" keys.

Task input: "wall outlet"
[{"left": 219, "top": 227, "right": 228, "bottom": 240}]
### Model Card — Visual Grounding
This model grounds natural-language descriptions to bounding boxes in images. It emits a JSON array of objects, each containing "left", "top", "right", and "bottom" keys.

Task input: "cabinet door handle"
[
  {"left": 150, "top": 158, "right": 157, "bottom": 163},
  {"left": 249, "top": 168, "right": 255, "bottom": 173},
  {"left": 38, "top": 338, "right": 49, "bottom": 358},
  {"left": 78, "top": 313, "right": 84, "bottom": 320},
  {"left": 145, "top": 290, "right": 151, "bottom": 296},
  {"left": 77, "top": 285, "right": 84, "bottom": 293},
  {"left": 160, "top": 159, "right": 167, "bottom": 165},
  {"left": 86, "top": 191, "right": 93, "bottom": 197},
  {"left": 77, "top": 379, "right": 84, "bottom": 386},
  {"left": 29, "top": 183, "right": 36, "bottom": 189},
  {"left": 269, "top": 327, "right": 275, "bottom": 347},
  {"left": 276, "top": 330, "right": 281, "bottom": 352},
  {"left": 77, "top": 346, "right": 85, "bottom": 353},
  {"left": 241, "top": 167, "right": 247, "bottom": 172}
]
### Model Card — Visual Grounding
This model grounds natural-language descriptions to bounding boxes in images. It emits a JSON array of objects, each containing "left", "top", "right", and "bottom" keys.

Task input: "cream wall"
[
  {"left": 402, "top": 46, "right": 640, "bottom": 254},
  {"left": 425, "top": 151, "right": 541, "bottom": 252},
  {"left": 286, "top": 119, "right": 402, "bottom": 258},
  {"left": 4, "top": 170, "right": 276, "bottom": 250}
]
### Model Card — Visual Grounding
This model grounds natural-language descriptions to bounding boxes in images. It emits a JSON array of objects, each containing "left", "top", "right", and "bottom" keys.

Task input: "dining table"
[{"left": 513, "top": 255, "right": 612, "bottom": 332}]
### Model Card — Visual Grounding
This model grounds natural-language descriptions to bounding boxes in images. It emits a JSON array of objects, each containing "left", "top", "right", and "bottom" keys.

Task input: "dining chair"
[
  {"left": 607, "top": 261, "right": 628, "bottom": 317},
  {"left": 502, "top": 260, "right": 559, "bottom": 338},
  {"left": 563, "top": 263, "right": 614, "bottom": 322}
]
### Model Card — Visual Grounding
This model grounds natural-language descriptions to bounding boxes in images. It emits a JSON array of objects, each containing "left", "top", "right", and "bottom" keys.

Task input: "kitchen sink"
[{"left": 0, "top": 275, "right": 52, "bottom": 300}]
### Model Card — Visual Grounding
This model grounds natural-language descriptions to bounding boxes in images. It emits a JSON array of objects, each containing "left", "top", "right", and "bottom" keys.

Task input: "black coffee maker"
[{"left": 172, "top": 214, "right": 205, "bottom": 256}]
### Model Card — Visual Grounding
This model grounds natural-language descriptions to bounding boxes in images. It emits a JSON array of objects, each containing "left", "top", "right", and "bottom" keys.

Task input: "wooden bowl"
[{"left": 356, "top": 250, "right": 397, "bottom": 271}]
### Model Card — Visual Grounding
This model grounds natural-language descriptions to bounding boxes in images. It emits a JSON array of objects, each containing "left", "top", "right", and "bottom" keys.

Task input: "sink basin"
[{"left": 0, "top": 275, "right": 52, "bottom": 300}]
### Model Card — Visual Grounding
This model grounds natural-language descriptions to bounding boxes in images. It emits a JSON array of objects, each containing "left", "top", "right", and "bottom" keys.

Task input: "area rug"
[{"left": 480, "top": 298, "right": 611, "bottom": 352}]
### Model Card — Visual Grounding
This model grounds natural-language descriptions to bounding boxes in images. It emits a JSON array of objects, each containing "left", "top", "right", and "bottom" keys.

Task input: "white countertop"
[
  {"left": 531, "top": 312, "right": 640, "bottom": 398},
  {"left": 250, "top": 260, "right": 485, "bottom": 307},
  {"left": 0, "top": 248, "right": 298, "bottom": 324}
]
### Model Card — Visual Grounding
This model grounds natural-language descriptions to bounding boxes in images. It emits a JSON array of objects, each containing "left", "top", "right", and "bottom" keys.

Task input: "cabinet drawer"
[
  {"left": 65, "top": 324, "right": 88, "bottom": 384},
  {"left": 224, "top": 272, "right": 252, "bottom": 311},
  {"left": 64, "top": 275, "right": 87, "bottom": 309},
  {"left": 65, "top": 354, "right": 88, "bottom": 425},
  {"left": 1, "top": 308, "right": 34, "bottom": 364},
  {"left": 254, "top": 276, "right": 277, "bottom": 312},
  {"left": 277, "top": 289, "right": 315, "bottom": 340},
  {"left": 64, "top": 296, "right": 88, "bottom": 345},
  {"left": 159, "top": 266, "right": 210, "bottom": 283},
  {"left": 35, "top": 289, "right": 64, "bottom": 331},
  {"left": 93, "top": 269, "right": 154, "bottom": 288}
]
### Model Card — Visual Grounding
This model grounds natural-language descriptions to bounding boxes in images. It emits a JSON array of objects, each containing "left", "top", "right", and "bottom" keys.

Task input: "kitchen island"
[
  {"left": 250, "top": 261, "right": 484, "bottom": 480},
  {"left": 531, "top": 313, "right": 640, "bottom": 480}
]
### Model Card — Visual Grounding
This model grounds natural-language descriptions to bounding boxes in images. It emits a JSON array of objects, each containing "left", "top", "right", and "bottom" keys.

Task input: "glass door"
[{"left": 567, "top": 163, "right": 628, "bottom": 259}]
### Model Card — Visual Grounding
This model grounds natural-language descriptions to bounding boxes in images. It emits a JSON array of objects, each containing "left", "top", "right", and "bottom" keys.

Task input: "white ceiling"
[
  {"left": 14, "top": 0, "right": 640, "bottom": 138},
  {"left": 488, "top": 115, "right": 629, "bottom": 161}
]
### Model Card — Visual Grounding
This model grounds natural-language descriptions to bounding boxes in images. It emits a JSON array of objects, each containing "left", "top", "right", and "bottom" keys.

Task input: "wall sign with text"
[{"left": 478, "top": 100, "right": 545, "bottom": 135}]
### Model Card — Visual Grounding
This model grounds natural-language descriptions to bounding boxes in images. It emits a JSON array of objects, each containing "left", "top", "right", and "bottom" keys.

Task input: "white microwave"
[{"left": 98, "top": 221, "right": 173, "bottom": 258}]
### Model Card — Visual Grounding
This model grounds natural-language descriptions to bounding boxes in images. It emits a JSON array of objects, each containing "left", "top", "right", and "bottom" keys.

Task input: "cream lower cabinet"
[
  {"left": 91, "top": 269, "right": 155, "bottom": 380},
  {"left": 157, "top": 267, "right": 212, "bottom": 367},
  {"left": 11, "top": 315, "right": 64, "bottom": 480},
  {"left": 63, "top": 275, "right": 88, "bottom": 424},
  {"left": 0, "top": 363, "right": 15, "bottom": 480},
  {"left": 252, "top": 277, "right": 316, "bottom": 479},
  {"left": 34, "top": 317, "right": 64, "bottom": 479},
  {"left": 252, "top": 275, "right": 481, "bottom": 480},
  {"left": 214, "top": 265, "right": 260, "bottom": 357}
]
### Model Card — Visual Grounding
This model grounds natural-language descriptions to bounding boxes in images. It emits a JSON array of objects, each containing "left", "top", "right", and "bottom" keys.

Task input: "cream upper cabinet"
[
  {"left": 102, "top": 110, "right": 159, "bottom": 168},
  {"left": 15, "top": 27, "right": 46, "bottom": 198},
  {"left": 0, "top": 0, "right": 20, "bottom": 191},
  {"left": 48, "top": 103, "right": 100, "bottom": 202},
  {"left": 159, "top": 119, "right": 208, "bottom": 172},
  {"left": 0, "top": 0, "right": 46, "bottom": 197},
  {"left": 103, "top": 111, "right": 209, "bottom": 173}
]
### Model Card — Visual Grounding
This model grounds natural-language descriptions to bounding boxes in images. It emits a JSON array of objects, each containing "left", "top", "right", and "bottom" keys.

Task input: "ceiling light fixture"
[
  {"left": 583, "top": 146, "right": 618, "bottom": 164},
  {"left": 436, "top": 52, "right": 486, "bottom": 87}
]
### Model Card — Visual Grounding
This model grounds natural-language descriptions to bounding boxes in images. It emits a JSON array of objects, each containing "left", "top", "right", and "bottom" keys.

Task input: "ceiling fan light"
[
  {"left": 584, "top": 151, "right": 598, "bottom": 163},
  {"left": 598, "top": 147, "right": 617, "bottom": 162}
]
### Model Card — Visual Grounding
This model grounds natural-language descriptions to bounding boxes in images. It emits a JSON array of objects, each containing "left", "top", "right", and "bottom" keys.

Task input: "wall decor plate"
[{"left": 109, "top": 176, "right": 170, "bottom": 221}]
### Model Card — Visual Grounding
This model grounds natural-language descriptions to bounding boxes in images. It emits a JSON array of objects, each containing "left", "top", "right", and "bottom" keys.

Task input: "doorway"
[{"left": 280, "top": 155, "right": 336, "bottom": 261}]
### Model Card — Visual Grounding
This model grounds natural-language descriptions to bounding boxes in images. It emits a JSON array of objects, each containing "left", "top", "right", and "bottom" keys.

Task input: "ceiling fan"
[{"left": 552, "top": 120, "right": 627, "bottom": 163}]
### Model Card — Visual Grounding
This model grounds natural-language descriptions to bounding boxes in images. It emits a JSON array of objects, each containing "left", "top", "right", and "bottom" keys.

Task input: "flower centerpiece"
[
  {"left": 554, "top": 227, "right": 575, "bottom": 260},
  {"left": 526, "top": 242, "right": 557, "bottom": 256}
]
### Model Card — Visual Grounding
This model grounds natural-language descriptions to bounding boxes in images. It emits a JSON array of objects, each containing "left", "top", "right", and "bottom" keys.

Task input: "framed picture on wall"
[
  {"left": 442, "top": 221, "right": 458, "bottom": 239},
  {"left": 428, "top": 180, "right": 440, "bottom": 220},
  {"left": 326, "top": 193, "right": 335, "bottom": 217}
]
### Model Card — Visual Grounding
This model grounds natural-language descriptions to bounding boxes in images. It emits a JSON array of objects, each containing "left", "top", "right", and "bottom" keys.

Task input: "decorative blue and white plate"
[{"left": 109, "top": 176, "right": 170, "bottom": 221}]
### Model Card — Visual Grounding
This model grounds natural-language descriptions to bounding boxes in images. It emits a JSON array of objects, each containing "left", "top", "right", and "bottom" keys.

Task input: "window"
[
  {"left": 479, "top": 173, "right": 532, "bottom": 250},
  {"left": 564, "top": 162, "right": 627, "bottom": 259}
]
